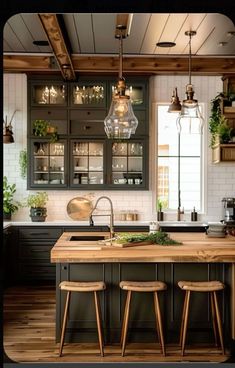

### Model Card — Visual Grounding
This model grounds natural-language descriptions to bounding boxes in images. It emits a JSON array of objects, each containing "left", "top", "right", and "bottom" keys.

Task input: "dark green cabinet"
[
  {"left": 18, "top": 226, "right": 63, "bottom": 282},
  {"left": 28, "top": 76, "right": 149, "bottom": 190}
]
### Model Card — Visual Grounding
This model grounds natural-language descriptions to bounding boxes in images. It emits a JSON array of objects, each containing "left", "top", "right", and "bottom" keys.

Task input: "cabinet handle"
[
  {"left": 62, "top": 266, "right": 67, "bottom": 270},
  {"left": 29, "top": 232, "right": 50, "bottom": 236},
  {"left": 30, "top": 249, "right": 47, "bottom": 253},
  {"left": 87, "top": 111, "right": 91, "bottom": 115},
  {"left": 47, "top": 111, "right": 51, "bottom": 115},
  {"left": 83, "top": 125, "right": 91, "bottom": 130}
]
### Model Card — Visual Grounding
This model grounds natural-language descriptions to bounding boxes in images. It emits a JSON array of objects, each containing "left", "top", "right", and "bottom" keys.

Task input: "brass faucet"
[
  {"left": 177, "top": 188, "right": 184, "bottom": 221},
  {"left": 89, "top": 196, "right": 114, "bottom": 242}
]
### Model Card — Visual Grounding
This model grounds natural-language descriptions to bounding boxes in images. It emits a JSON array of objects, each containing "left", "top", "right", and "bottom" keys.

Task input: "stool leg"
[
  {"left": 94, "top": 291, "right": 104, "bottom": 357},
  {"left": 59, "top": 291, "right": 71, "bottom": 357},
  {"left": 210, "top": 292, "right": 219, "bottom": 347},
  {"left": 179, "top": 290, "right": 188, "bottom": 347},
  {"left": 213, "top": 291, "right": 225, "bottom": 355},
  {"left": 121, "top": 290, "right": 132, "bottom": 357},
  {"left": 153, "top": 291, "right": 165, "bottom": 356},
  {"left": 120, "top": 289, "right": 130, "bottom": 347},
  {"left": 181, "top": 290, "right": 190, "bottom": 356}
]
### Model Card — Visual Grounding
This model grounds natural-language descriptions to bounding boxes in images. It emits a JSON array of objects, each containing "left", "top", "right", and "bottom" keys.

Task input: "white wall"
[{"left": 3, "top": 73, "right": 235, "bottom": 223}]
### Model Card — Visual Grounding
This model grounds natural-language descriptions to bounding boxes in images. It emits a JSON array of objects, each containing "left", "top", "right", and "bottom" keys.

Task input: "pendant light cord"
[
  {"left": 188, "top": 33, "right": 192, "bottom": 85},
  {"left": 119, "top": 33, "right": 123, "bottom": 79}
]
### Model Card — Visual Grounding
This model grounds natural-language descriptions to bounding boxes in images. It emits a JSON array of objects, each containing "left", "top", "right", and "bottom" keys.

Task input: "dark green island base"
[{"left": 55, "top": 262, "right": 232, "bottom": 346}]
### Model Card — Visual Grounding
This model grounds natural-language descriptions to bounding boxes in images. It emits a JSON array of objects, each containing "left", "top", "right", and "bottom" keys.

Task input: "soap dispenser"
[{"left": 191, "top": 207, "right": 198, "bottom": 222}]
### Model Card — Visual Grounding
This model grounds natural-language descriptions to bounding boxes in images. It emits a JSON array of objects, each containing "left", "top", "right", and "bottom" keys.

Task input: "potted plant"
[
  {"left": 208, "top": 93, "right": 223, "bottom": 148},
  {"left": 217, "top": 116, "right": 232, "bottom": 143},
  {"left": 26, "top": 191, "right": 48, "bottom": 222},
  {"left": 3, "top": 176, "right": 20, "bottom": 220},
  {"left": 157, "top": 198, "right": 164, "bottom": 221},
  {"left": 33, "top": 120, "right": 59, "bottom": 142}
]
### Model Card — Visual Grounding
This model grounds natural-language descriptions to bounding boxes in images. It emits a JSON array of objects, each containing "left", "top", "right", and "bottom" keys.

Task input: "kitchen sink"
[{"left": 69, "top": 235, "right": 107, "bottom": 241}]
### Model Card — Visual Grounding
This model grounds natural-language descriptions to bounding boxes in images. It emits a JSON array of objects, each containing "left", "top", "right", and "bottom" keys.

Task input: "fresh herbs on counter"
[{"left": 117, "top": 231, "right": 181, "bottom": 245}]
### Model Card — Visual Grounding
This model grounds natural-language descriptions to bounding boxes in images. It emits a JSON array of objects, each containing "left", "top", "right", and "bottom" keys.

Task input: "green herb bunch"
[
  {"left": 26, "top": 192, "right": 48, "bottom": 208},
  {"left": 117, "top": 231, "right": 181, "bottom": 246}
]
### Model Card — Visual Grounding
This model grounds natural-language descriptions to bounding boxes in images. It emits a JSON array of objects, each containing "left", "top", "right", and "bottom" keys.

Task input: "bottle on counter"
[{"left": 191, "top": 207, "right": 198, "bottom": 222}]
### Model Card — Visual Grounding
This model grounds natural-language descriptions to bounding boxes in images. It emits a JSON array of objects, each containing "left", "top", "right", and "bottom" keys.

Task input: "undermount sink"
[{"left": 69, "top": 235, "right": 107, "bottom": 241}]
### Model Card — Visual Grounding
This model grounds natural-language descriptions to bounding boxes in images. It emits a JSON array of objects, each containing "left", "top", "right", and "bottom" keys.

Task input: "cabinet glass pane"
[
  {"left": 72, "top": 84, "right": 105, "bottom": 105},
  {"left": 111, "top": 142, "right": 143, "bottom": 185},
  {"left": 32, "top": 84, "right": 66, "bottom": 105},
  {"left": 33, "top": 141, "right": 66, "bottom": 185},
  {"left": 111, "top": 85, "right": 144, "bottom": 106},
  {"left": 72, "top": 141, "right": 104, "bottom": 185}
]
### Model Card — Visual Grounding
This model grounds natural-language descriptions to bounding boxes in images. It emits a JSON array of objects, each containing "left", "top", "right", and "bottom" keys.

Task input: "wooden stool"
[
  {"left": 178, "top": 280, "right": 225, "bottom": 356},
  {"left": 119, "top": 280, "right": 167, "bottom": 357},
  {"left": 59, "top": 280, "right": 106, "bottom": 357}
]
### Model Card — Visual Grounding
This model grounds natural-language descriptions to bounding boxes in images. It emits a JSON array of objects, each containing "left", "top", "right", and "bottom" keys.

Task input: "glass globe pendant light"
[
  {"left": 104, "top": 26, "right": 138, "bottom": 139},
  {"left": 176, "top": 31, "right": 204, "bottom": 134}
]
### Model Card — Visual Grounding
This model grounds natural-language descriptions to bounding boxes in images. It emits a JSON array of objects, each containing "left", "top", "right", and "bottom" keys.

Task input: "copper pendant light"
[{"left": 3, "top": 115, "right": 14, "bottom": 144}]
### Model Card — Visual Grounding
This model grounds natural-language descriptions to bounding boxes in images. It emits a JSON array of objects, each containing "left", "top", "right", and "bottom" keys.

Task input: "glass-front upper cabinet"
[
  {"left": 70, "top": 83, "right": 106, "bottom": 107},
  {"left": 111, "top": 141, "right": 145, "bottom": 187},
  {"left": 30, "top": 140, "right": 67, "bottom": 188},
  {"left": 70, "top": 140, "right": 105, "bottom": 187},
  {"left": 110, "top": 82, "right": 146, "bottom": 109},
  {"left": 31, "top": 82, "right": 67, "bottom": 106}
]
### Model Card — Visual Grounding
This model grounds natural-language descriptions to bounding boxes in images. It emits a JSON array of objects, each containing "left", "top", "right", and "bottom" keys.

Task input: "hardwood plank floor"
[{"left": 3, "top": 285, "right": 230, "bottom": 363}]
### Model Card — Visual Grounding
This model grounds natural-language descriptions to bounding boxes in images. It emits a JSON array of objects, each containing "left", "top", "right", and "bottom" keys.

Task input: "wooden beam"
[
  {"left": 38, "top": 14, "right": 76, "bottom": 80},
  {"left": 3, "top": 55, "right": 235, "bottom": 75}
]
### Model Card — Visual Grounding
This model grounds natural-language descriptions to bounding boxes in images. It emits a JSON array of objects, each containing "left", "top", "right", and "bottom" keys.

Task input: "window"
[{"left": 157, "top": 104, "right": 204, "bottom": 212}]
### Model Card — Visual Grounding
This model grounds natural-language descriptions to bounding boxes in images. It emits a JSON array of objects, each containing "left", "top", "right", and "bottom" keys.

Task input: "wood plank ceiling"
[{"left": 3, "top": 13, "right": 235, "bottom": 78}]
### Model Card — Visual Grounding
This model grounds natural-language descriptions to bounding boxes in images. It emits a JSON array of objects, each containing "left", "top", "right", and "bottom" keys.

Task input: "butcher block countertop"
[{"left": 51, "top": 232, "right": 235, "bottom": 263}]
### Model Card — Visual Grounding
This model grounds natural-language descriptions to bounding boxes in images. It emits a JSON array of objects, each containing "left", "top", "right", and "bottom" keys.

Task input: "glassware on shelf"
[
  {"left": 73, "top": 85, "right": 104, "bottom": 105},
  {"left": 36, "top": 143, "right": 45, "bottom": 155}
]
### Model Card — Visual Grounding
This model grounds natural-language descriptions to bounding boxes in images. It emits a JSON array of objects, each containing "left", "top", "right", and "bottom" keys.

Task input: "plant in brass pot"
[
  {"left": 3, "top": 176, "right": 21, "bottom": 220},
  {"left": 26, "top": 191, "right": 48, "bottom": 222}
]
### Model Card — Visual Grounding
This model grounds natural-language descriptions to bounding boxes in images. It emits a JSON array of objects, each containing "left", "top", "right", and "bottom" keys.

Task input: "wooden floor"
[{"left": 3, "top": 285, "right": 230, "bottom": 363}]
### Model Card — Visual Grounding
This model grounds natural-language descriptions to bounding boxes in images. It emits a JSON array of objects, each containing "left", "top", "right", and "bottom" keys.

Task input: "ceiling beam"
[
  {"left": 4, "top": 55, "right": 235, "bottom": 75},
  {"left": 38, "top": 14, "right": 76, "bottom": 80}
]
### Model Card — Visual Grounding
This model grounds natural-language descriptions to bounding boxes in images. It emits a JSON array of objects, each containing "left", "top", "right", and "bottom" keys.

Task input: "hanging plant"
[
  {"left": 208, "top": 93, "right": 224, "bottom": 148},
  {"left": 19, "top": 149, "right": 27, "bottom": 179}
]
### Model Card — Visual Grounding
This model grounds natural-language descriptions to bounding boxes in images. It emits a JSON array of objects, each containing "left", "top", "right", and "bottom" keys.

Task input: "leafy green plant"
[
  {"left": 157, "top": 199, "right": 163, "bottom": 212},
  {"left": 19, "top": 149, "right": 27, "bottom": 179},
  {"left": 217, "top": 116, "right": 232, "bottom": 143},
  {"left": 117, "top": 232, "right": 181, "bottom": 245},
  {"left": 26, "top": 192, "right": 48, "bottom": 208},
  {"left": 3, "top": 176, "right": 20, "bottom": 215},
  {"left": 208, "top": 93, "right": 223, "bottom": 148},
  {"left": 33, "top": 120, "right": 59, "bottom": 142}
]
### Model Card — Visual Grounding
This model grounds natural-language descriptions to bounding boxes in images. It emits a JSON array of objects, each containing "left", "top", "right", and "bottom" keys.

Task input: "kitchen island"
[{"left": 51, "top": 232, "right": 235, "bottom": 352}]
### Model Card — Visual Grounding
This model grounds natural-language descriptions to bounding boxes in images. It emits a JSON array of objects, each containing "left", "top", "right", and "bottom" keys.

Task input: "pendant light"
[
  {"left": 168, "top": 87, "right": 181, "bottom": 113},
  {"left": 176, "top": 30, "right": 204, "bottom": 134},
  {"left": 3, "top": 111, "right": 17, "bottom": 144},
  {"left": 104, "top": 26, "right": 138, "bottom": 139}
]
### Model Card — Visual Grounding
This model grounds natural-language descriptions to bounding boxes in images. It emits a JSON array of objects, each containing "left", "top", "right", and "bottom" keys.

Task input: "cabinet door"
[
  {"left": 29, "top": 139, "right": 68, "bottom": 189},
  {"left": 69, "top": 109, "right": 106, "bottom": 137},
  {"left": 70, "top": 139, "right": 106, "bottom": 188},
  {"left": 70, "top": 82, "right": 106, "bottom": 107},
  {"left": 31, "top": 82, "right": 67, "bottom": 106},
  {"left": 107, "top": 139, "right": 148, "bottom": 189}
]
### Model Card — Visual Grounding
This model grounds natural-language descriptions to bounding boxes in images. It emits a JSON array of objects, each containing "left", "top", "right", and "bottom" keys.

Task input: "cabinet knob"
[
  {"left": 87, "top": 111, "right": 91, "bottom": 115},
  {"left": 47, "top": 111, "right": 51, "bottom": 115},
  {"left": 62, "top": 266, "right": 67, "bottom": 270},
  {"left": 84, "top": 125, "right": 91, "bottom": 130}
]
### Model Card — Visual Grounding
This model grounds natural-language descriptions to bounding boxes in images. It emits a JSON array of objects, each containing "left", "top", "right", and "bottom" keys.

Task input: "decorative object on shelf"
[
  {"left": 157, "top": 198, "right": 164, "bottom": 221},
  {"left": 104, "top": 25, "right": 138, "bottom": 139},
  {"left": 19, "top": 149, "right": 27, "bottom": 179},
  {"left": 33, "top": 119, "right": 59, "bottom": 142},
  {"left": 3, "top": 110, "right": 19, "bottom": 143},
  {"left": 168, "top": 87, "right": 181, "bottom": 113},
  {"left": 172, "top": 31, "right": 204, "bottom": 134},
  {"left": 25, "top": 191, "right": 48, "bottom": 222},
  {"left": 3, "top": 176, "right": 21, "bottom": 220}
]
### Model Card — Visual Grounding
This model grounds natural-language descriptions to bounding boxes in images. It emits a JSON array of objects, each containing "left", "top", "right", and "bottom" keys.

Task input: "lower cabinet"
[
  {"left": 18, "top": 226, "right": 63, "bottom": 282},
  {"left": 56, "top": 262, "right": 230, "bottom": 345}
]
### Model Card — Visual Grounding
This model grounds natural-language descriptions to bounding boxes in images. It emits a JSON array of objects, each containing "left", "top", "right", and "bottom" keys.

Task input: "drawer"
[
  {"left": 19, "top": 227, "right": 63, "bottom": 240},
  {"left": 20, "top": 244, "right": 53, "bottom": 260},
  {"left": 31, "top": 109, "right": 67, "bottom": 120},
  {"left": 19, "top": 264, "right": 56, "bottom": 280},
  {"left": 70, "top": 109, "right": 106, "bottom": 121},
  {"left": 70, "top": 121, "right": 106, "bottom": 136}
]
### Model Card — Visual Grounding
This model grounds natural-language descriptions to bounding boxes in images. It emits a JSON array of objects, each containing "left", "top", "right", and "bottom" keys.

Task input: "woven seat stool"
[
  {"left": 59, "top": 280, "right": 106, "bottom": 357},
  {"left": 119, "top": 280, "right": 167, "bottom": 357},
  {"left": 178, "top": 280, "right": 225, "bottom": 356}
]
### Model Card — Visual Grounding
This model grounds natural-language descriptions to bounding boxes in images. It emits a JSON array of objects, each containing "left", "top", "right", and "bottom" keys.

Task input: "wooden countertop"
[{"left": 51, "top": 232, "right": 235, "bottom": 263}]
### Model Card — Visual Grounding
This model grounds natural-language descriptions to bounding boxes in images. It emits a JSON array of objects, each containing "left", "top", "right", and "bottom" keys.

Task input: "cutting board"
[{"left": 112, "top": 240, "right": 153, "bottom": 248}]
